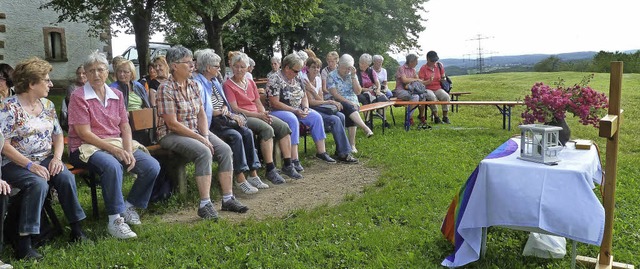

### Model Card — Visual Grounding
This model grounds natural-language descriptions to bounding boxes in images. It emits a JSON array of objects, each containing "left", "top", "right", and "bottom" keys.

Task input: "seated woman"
[
  {"left": 193, "top": 49, "right": 266, "bottom": 194},
  {"left": 356, "top": 53, "right": 390, "bottom": 127},
  {"left": 326, "top": 54, "right": 374, "bottom": 154},
  {"left": 0, "top": 57, "right": 88, "bottom": 260},
  {"left": 418, "top": 50, "right": 451, "bottom": 124},
  {"left": 156, "top": 45, "right": 248, "bottom": 219},
  {"left": 109, "top": 60, "right": 154, "bottom": 145},
  {"left": 224, "top": 53, "right": 302, "bottom": 182},
  {"left": 267, "top": 53, "right": 336, "bottom": 166},
  {"left": 320, "top": 51, "right": 339, "bottom": 101},
  {"left": 303, "top": 57, "right": 358, "bottom": 163},
  {"left": 372, "top": 54, "right": 393, "bottom": 98},
  {"left": 0, "top": 63, "right": 14, "bottom": 99},
  {"left": 267, "top": 55, "right": 281, "bottom": 78},
  {"left": 0, "top": 159, "right": 11, "bottom": 269},
  {"left": 394, "top": 53, "right": 427, "bottom": 125},
  {"left": 61, "top": 65, "right": 86, "bottom": 132},
  {"left": 68, "top": 50, "right": 160, "bottom": 239}
]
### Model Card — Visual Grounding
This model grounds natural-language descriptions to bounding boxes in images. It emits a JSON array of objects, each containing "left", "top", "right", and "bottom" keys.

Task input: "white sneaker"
[
  {"left": 247, "top": 176, "right": 269, "bottom": 189},
  {"left": 0, "top": 260, "right": 13, "bottom": 269},
  {"left": 108, "top": 217, "right": 137, "bottom": 239},
  {"left": 121, "top": 207, "right": 142, "bottom": 225},
  {"left": 237, "top": 181, "right": 259, "bottom": 194}
]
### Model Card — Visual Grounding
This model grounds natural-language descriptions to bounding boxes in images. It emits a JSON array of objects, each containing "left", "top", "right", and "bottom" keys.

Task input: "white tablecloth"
[{"left": 442, "top": 138, "right": 604, "bottom": 267}]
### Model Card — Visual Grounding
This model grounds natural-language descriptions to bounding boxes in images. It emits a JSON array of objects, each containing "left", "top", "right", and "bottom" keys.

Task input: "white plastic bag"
[{"left": 522, "top": 232, "right": 567, "bottom": 258}]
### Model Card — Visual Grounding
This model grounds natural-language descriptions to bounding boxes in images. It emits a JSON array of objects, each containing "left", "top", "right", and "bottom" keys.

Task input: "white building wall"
[{"left": 0, "top": 1, "right": 110, "bottom": 86}]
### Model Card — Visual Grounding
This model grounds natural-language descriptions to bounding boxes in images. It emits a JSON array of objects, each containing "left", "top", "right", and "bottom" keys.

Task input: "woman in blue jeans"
[
  {"left": 266, "top": 53, "right": 337, "bottom": 167},
  {"left": 302, "top": 57, "right": 358, "bottom": 163},
  {"left": 193, "top": 49, "right": 266, "bottom": 194},
  {"left": 67, "top": 51, "right": 160, "bottom": 240},
  {"left": 0, "top": 58, "right": 88, "bottom": 260}
]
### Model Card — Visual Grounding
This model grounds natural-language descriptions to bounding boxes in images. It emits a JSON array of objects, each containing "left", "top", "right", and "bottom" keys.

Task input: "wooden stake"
[{"left": 577, "top": 61, "right": 633, "bottom": 269}]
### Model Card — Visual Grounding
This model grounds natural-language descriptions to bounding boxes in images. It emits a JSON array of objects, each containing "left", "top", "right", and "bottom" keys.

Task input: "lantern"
[{"left": 518, "top": 124, "right": 564, "bottom": 164}]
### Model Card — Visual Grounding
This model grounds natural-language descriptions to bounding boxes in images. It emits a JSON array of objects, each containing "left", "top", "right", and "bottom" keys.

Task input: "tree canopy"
[{"left": 42, "top": 0, "right": 165, "bottom": 76}]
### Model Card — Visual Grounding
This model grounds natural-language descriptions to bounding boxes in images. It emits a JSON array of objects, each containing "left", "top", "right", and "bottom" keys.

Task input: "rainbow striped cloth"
[{"left": 441, "top": 139, "right": 519, "bottom": 265}]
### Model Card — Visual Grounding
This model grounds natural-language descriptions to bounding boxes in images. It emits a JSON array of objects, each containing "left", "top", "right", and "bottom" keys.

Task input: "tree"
[
  {"left": 41, "top": 0, "right": 164, "bottom": 76},
  {"left": 282, "top": 0, "right": 427, "bottom": 59},
  {"left": 165, "top": 0, "right": 321, "bottom": 74},
  {"left": 534, "top": 56, "right": 562, "bottom": 72}
]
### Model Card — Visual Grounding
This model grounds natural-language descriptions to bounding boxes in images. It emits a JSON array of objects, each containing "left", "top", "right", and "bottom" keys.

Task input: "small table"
[
  {"left": 441, "top": 138, "right": 604, "bottom": 267},
  {"left": 449, "top": 91, "right": 472, "bottom": 112}
]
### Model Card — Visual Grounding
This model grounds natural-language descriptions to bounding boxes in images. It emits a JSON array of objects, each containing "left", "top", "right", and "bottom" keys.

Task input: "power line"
[{"left": 467, "top": 34, "right": 495, "bottom": 73}]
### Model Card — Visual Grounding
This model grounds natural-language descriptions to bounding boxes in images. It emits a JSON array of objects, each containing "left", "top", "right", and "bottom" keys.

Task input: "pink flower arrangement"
[{"left": 522, "top": 78, "right": 609, "bottom": 127}]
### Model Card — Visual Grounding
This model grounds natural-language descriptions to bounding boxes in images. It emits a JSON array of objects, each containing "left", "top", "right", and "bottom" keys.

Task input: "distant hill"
[{"left": 397, "top": 49, "right": 639, "bottom": 76}]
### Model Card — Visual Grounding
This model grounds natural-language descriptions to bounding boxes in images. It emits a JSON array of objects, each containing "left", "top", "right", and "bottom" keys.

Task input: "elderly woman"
[
  {"left": 267, "top": 53, "right": 336, "bottom": 167},
  {"left": 372, "top": 55, "right": 392, "bottom": 98},
  {"left": 109, "top": 60, "right": 151, "bottom": 111},
  {"left": 320, "top": 51, "right": 339, "bottom": 100},
  {"left": 356, "top": 53, "right": 386, "bottom": 105},
  {"left": 68, "top": 51, "right": 160, "bottom": 239},
  {"left": 193, "top": 49, "right": 266, "bottom": 194},
  {"left": 395, "top": 53, "right": 427, "bottom": 125},
  {"left": 303, "top": 57, "right": 358, "bottom": 163},
  {"left": 267, "top": 56, "right": 281, "bottom": 78},
  {"left": 327, "top": 54, "right": 374, "bottom": 154},
  {"left": 418, "top": 51, "right": 451, "bottom": 124},
  {"left": 224, "top": 53, "right": 301, "bottom": 183},
  {"left": 0, "top": 63, "right": 14, "bottom": 98},
  {"left": 156, "top": 45, "right": 248, "bottom": 219},
  {"left": 149, "top": 55, "right": 169, "bottom": 91},
  {"left": 0, "top": 57, "right": 88, "bottom": 260}
]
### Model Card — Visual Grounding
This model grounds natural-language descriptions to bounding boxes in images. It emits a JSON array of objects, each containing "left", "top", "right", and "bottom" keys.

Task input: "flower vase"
[{"left": 548, "top": 118, "right": 571, "bottom": 146}]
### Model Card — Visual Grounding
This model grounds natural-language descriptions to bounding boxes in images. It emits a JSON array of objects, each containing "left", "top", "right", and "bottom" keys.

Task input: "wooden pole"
[
  {"left": 597, "top": 61, "right": 623, "bottom": 268},
  {"left": 577, "top": 62, "right": 632, "bottom": 269}
]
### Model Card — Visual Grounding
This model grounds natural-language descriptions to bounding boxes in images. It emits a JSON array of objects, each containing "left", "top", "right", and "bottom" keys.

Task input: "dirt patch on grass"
[{"left": 160, "top": 158, "right": 379, "bottom": 223}]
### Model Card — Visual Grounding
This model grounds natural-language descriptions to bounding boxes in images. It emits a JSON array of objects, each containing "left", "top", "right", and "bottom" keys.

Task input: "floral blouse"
[
  {"left": 0, "top": 96, "right": 62, "bottom": 166},
  {"left": 266, "top": 71, "right": 305, "bottom": 110},
  {"left": 326, "top": 69, "right": 359, "bottom": 105}
]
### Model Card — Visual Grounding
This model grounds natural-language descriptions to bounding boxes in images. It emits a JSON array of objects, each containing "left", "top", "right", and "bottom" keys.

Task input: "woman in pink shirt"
[{"left": 68, "top": 50, "right": 160, "bottom": 240}]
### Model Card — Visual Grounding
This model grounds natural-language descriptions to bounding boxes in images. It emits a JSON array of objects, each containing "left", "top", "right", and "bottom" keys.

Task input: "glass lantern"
[{"left": 518, "top": 124, "right": 564, "bottom": 164}]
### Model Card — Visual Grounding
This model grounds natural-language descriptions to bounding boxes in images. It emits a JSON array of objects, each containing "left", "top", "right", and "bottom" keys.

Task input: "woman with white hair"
[
  {"left": 193, "top": 49, "right": 266, "bottom": 194},
  {"left": 267, "top": 56, "right": 281, "bottom": 78},
  {"left": 156, "top": 45, "right": 249, "bottom": 220},
  {"left": 327, "top": 54, "right": 373, "bottom": 154},
  {"left": 68, "top": 50, "right": 160, "bottom": 239},
  {"left": 372, "top": 54, "right": 392, "bottom": 98}
]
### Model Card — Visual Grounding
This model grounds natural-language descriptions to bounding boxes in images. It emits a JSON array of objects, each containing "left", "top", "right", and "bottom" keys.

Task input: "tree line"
[
  {"left": 534, "top": 51, "right": 640, "bottom": 73},
  {"left": 41, "top": 0, "right": 427, "bottom": 78}
]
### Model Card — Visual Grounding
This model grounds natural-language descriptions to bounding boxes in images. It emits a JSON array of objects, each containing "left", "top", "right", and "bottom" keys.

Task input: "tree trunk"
[{"left": 131, "top": 17, "right": 151, "bottom": 77}]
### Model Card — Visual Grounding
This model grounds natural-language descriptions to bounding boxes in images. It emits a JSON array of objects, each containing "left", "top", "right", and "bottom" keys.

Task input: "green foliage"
[
  {"left": 41, "top": 0, "right": 165, "bottom": 76},
  {"left": 534, "top": 56, "right": 562, "bottom": 72},
  {"left": 9, "top": 71, "right": 640, "bottom": 268}
]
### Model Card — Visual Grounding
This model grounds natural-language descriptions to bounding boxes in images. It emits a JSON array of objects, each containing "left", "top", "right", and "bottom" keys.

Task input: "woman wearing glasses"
[
  {"left": 0, "top": 57, "right": 88, "bottom": 260},
  {"left": 67, "top": 50, "right": 160, "bottom": 240},
  {"left": 266, "top": 53, "right": 337, "bottom": 166},
  {"left": 156, "top": 45, "right": 248, "bottom": 220}
]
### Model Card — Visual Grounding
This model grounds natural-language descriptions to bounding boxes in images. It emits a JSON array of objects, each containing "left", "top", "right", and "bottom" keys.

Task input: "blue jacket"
[
  {"left": 193, "top": 72, "right": 230, "bottom": 127},
  {"left": 109, "top": 80, "right": 151, "bottom": 109}
]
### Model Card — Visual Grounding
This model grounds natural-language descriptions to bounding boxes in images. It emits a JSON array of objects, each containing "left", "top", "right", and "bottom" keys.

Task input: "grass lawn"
[{"left": 6, "top": 71, "right": 640, "bottom": 268}]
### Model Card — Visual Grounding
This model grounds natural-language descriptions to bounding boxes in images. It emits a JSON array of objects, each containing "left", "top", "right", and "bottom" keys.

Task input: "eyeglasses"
[
  {"left": 211, "top": 65, "right": 220, "bottom": 68},
  {"left": 117, "top": 70, "right": 132, "bottom": 74},
  {"left": 291, "top": 67, "right": 301, "bottom": 74},
  {"left": 42, "top": 78, "right": 53, "bottom": 84},
  {"left": 176, "top": 60, "right": 195, "bottom": 65},
  {"left": 87, "top": 68, "right": 107, "bottom": 74}
]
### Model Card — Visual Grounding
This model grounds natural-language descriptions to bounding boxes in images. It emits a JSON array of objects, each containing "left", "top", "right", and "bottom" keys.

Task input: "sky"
[
  {"left": 405, "top": 0, "right": 639, "bottom": 60},
  {"left": 112, "top": 0, "right": 638, "bottom": 60}
]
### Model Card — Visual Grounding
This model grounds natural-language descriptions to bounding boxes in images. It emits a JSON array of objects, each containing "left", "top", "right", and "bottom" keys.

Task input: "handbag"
[
  {"left": 313, "top": 104, "right": 339, "bottom": 115},
  {"left": 437, "top": 63, "right": 452, "bottom": 93},
  {"left": 211, "top": 113, "right": 245, "bottom": 131},
  {"left": 407, "top": 81, "right": 427, "bottom": 95}
]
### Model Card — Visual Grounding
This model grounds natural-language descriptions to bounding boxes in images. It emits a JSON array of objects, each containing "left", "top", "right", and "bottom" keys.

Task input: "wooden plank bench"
[
  {"left": 449, "top": 91, "right": 472, "bottom": 112},
  {"left": 358, "top": 101, "right": 395, "bottom": 134},
  {"left": 394, "top": 100, "right": 524, "bottom": 131}
]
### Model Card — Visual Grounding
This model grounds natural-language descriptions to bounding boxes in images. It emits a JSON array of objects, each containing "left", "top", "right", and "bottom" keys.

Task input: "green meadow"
[{"left": 7, "top": 70, "right": 639, "bottom": 268}]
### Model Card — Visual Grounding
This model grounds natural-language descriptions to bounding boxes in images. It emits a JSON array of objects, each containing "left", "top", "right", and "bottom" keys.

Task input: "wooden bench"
[
  {"left": 449, "top": 91, "right": 472, "bottom": 112},
  {"left": 358, "top": 101, "right": 395, "bottom": 134},
  {"left": 394, "top": 100, "right": 524, "bottom": 131}
]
